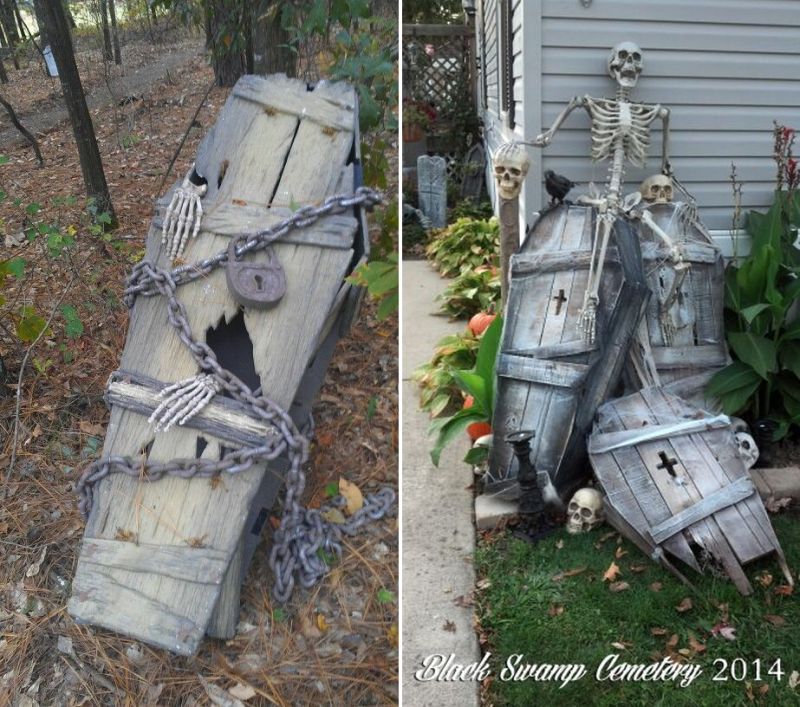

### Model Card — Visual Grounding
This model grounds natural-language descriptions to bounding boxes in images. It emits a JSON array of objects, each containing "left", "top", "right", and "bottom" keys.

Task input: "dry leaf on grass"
[
  {"left": 675, "top": 597, "right": 693, "bottom": 613},
  {"left": 774, "top": 585, "right": 794, "bottom": 596},
  {"left": 228, "top": 684, "right": 256, "bottom": 701},
  {"left": 614, "top": 546, "right": 627, "bottom": 559},
  {"left": 78, "top": 420, "right": 105, "bottom": 436},
  {"left": 688, "top": 634, "right": 706, "bottom": 654},
  {"left": 25, "top": 546, "right": 47, "bottom": 578},
  {"left": 609, "top": 581, "right": 629, "bottom": 593},
  {"left": 603, "top": 561, "right": 621, "bottom": 582},
  {"left": 764, "top": 614, "right": 786, "bottom": 627},
  {"left": 649, "top": 582, "right": 663, "bottom": 592},
  {"left": 552, "top": 566, "right": 587, "bottom": 582},
  {"left": 611, "top": 640, "right": 631, "bottom": 650},
  {"left": 756, "top": 571, "right": 773, "bottom": 588},
  {"left": 339, "top": 477, "right": 364, "bottom": 515},
  {"left": 789, "top": 670, "right": 799, "bottom": 690},
  {"left": 629, "top": 564, "right": 647, "bottom": 573},
  {"left": 711, "top": 623, "right": 737, "bottom": 641},
  {"left": 548, "top": 604, "right": 565, "bottom": 617},
  {"left": 555, "top": 539, "right": 564, "bottom": 549},
  {"left": 666, "top": 634, "right": 679, "bottom": 649},
  {"left": 321, "top": 508, "right": 346, "bottom": 525},
  {"left": 650, "top": 627, "right": 668, "bottom": 636}
]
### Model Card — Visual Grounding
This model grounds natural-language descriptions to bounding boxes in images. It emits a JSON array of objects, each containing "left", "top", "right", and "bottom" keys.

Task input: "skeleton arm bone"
[
  {"left": 640, "top": 208, "right": 685, "bottom": 265},
  {"left": 521, "top": 95, "right": 588, "bottom": 147},
  {"left": 659, "top": 106, "right": 672, "bottom": 175}
]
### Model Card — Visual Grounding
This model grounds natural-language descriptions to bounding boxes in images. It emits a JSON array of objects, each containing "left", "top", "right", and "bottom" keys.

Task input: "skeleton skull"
[
  {"left": 608, "top": 41, "right": 643, "bottom": 89},
  {"left": 735, "top": 432, "right": 759, "bottom": 470},
  {"left": 566, "top": 487, "right": 604, "bottom": 534},
  {"left": 640, "top": 174, "right": 673, "bottom": 204},
  {"left": 493, "top": 142, "right": 530, "bottom": 200}
]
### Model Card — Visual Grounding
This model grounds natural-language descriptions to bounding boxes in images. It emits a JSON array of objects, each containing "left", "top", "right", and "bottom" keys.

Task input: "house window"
[{"left": 499, "top": 0, "right": 514, "bottom": 127}]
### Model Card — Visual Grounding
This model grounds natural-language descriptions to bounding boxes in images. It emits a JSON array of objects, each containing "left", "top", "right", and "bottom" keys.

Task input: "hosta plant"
[
  {"left": 437, "top": 265, "right": 501, "bottom": 319},
  {"left": 425, "top": 216, "right": 499, "bottom": 277},
  {"left": 708, "top": 124, "right": 800, "bottom": 439}
]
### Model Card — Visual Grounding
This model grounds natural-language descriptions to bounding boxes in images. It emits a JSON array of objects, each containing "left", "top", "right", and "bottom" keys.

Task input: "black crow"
[{"left": 544, "top": 170, "right": 576, "bottom": 204}]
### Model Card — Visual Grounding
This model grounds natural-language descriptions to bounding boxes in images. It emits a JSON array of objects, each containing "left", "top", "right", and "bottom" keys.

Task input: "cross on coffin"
[
  {"left": 553, "top": 288, "right": 567, "bottom": 315},
  {"left": 656, "top": 450, "right": 680, "bottom": 477}
]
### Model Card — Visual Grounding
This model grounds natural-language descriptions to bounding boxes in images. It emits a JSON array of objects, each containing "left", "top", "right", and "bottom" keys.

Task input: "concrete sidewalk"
[{"left": 402, "top": 259, "right": 480, "bottom": 707}]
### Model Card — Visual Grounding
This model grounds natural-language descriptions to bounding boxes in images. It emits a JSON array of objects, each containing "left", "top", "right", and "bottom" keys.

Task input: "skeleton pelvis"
[{"left": 226, "top": 241, "right": 287, "bottom": 308}]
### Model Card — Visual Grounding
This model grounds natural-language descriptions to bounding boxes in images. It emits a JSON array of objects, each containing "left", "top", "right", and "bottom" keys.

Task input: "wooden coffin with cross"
[
  {"left": 588, "top": 387, "right": 793, "bottom": 595},
  {"left": 488, "top": 204, "right": 650, "bottom": 497},
  {"left": 67, "top": 74, "right": 371, "bottom": 654},
  {"left": 628, "top": 201, "right": 729, "bottom": 409}
]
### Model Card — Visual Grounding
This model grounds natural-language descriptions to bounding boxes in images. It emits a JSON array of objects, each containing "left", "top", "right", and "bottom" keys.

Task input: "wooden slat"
[
  {"left": 651, "top": 344, "right": 728, "bottom": 370},
  {"left": 497, "top": 353, "right": 587, "bottom": 388},
  {"left": 650, "top": 476, "right": 755, "bottom": 544}
]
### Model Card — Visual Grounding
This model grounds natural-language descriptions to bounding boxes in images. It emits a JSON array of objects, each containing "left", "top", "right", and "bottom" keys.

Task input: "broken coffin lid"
[
  {"left": 588, "top": 386, "right": 793, "bottom": 595},
  {"left": 489, "top": 204, "right": 650, "bottom": 497},
  {"left": 68, "top": 74, "right": 370, "bottom": 655},
  {"left": 628, "top": 201, "right": 729, "bottom": 409}
]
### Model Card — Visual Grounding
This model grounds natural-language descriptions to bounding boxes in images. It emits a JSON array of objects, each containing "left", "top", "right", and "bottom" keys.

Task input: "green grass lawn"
[{"left": 475, "top": 512, "right": 800, "bottom": 706}]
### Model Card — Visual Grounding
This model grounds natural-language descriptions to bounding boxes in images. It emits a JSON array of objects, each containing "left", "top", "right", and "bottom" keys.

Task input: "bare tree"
[
  {"left": 206, "top": 0, "right": 247, "bottom": 87},
  {"left": 99, "top": 0, "right": 113, "bottom": 62},
  {"left": 108, "top": 0, "right": 122, "bottom": 65},
  {"left": 253, "top": 0, "right": 295, "bottom": 77},
  {"left": 34, "top": 0, "right": 116, "bottom": 222},
  {"left": 0, "top": 0, "right": 19, "bottom": 69}
]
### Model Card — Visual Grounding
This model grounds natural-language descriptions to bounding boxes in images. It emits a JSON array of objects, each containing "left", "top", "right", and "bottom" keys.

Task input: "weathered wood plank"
[
  {"left": 511, "top": 247, "right": 619, "bottom": 275},
  {"left": 651, "top": 344, "right": 728, "bottom": 369},
  {"left": 650, "top": 476, "right": 755, "bottom": 544},
  {"left": 496, "top": 353, "right": 587, "bottom": 388}
]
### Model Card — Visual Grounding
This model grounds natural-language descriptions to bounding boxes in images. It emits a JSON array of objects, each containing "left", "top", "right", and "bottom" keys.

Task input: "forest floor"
[{"left": 0, "top": 28, "right": 398, "bottom": 707}]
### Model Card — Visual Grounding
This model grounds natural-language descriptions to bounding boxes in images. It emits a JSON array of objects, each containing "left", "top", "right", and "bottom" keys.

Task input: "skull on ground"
[
  {"left": 735, "top": 432, "right": 759, "bottom": 470},
  {"left": 493, "top": 142, "right": 530, "bottom": 200},
  {"left": 608, "top": 41, "right": 643, "bottom": 89},
  {"left": 566, "top": 487, "right": 604, "bottom": 534},
  {"left": 640, "top": 174, "right": 673, "bottom": 204}
]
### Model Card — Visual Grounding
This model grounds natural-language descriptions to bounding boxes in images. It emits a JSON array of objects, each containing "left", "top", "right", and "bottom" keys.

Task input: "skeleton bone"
[
  {"left": 521, "top": 42, "right": 672, "bottom": 343},
  {"left": 162, "top": 163, "right": 207, "bottom": 261},
  {"left": 566, "top": 487, "right": 604, "bottom": 534},
  {"left": 148, "top": 373, "right": 221, "bottom": 432}
]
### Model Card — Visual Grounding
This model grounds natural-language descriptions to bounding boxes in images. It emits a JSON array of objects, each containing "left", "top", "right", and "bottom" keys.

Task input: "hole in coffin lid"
[
  {"left": 195, "top": 435, "right": 208, "bottom": 459},
  {"left": 205, "top": 310, "right": 261, "bottom": 394}
]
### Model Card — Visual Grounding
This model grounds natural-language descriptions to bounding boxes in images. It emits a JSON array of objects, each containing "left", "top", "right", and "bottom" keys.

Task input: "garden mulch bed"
[{"left": 0, "top": 36, "right": 397, "bottom": 707}]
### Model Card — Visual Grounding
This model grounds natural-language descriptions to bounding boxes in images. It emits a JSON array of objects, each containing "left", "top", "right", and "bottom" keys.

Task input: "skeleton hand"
[
  {"left": 661, "top": 158, "right": 674, "bottom": 177},
  {"left": 148, "top": 373, "right": 220, "bottom": 433},
  {"left": 533, "top": 130, "right": 553, "bottom": 147},
  {"left": 578, "top": 295, "right": 598, "bottom": 345},
  {"left": 162, "top": 163, "right": 207, "bottom": 261}
]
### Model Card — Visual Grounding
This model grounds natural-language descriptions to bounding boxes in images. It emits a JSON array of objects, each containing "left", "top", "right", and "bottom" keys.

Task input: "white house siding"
[{"left": 477, "top": 0, "right": 800, "bottom": 252}]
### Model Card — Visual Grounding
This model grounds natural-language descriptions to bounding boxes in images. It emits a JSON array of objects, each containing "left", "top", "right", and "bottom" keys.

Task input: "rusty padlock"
[{"left": 225, "top": 239, "right": 286, "bottom": 308}]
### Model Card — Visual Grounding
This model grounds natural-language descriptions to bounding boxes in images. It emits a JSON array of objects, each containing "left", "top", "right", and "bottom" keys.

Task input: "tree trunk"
[
  {"left": 0, "top": 0, "right": 19, "bottom": 69},
  {"left": 11, "top": 0, "right": 25, "bottom": 40},
  {"left": 108, "top": 0, "right": 122, "bottom": 65},
  {"left": 99, "top": 0, "right": 113, "bottom": 62},
  {"left": 207, "top": 0, "right": 247, "bottom": 87},
  {"left": 252, "top": 0, "right": 295, "bottom": 77},
  {"left": 0, "top": 54, "right": 7, "bottom": 84},
  {"left": 34, "top": 0, "right": 116, "bottom": 222}
]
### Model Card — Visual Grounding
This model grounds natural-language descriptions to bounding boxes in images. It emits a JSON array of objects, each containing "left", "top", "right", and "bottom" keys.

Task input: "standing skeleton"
[{"left": 522, "top": 42, "right": 674, "bottom": 344}]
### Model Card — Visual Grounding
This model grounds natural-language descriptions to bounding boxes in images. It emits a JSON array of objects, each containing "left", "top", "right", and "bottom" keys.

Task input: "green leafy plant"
[
  {"left": 348, "top": 251, "right": 398, "bottom": 321},
  {"left": 437, "top": 265, "right": 501, "bottom": 319},
  {"left": 450, "top": 197, "right": 494, "bottom": 222},
  {"left": 428, "top": 315, "right": 503, "bottom": 466},
  {"left": 425, "top": 216, "right": 499, "bottom": 277},
  {"left": 412, "top": 330, "right": 480, "bottom": 418},
  {"left": 708, "top": 124, "right": 800, "bottom": 439}
]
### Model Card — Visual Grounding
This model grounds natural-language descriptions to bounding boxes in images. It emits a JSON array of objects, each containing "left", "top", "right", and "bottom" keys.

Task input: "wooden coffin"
[
  {"left": 489, "top": 204, "right": 649, "bottom": 496},
  {"left": 68, "top": 75, "right": 370, "bottom": 654},
  {"left": 629, "top": 201, "right": 729, "bottom": 408},
  {"left": 589, "top": 387, "right": 793, "bottom": 595}
]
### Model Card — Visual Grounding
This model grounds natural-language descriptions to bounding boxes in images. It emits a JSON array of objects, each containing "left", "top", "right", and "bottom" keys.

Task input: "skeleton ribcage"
[{"left": 586, "top": 97, "right": 660, "bottom": 167}]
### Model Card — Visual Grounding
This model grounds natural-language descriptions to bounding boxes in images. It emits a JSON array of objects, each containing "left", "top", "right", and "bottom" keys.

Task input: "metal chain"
[{"left": 76, "top": 187, "right": 395, "bottom": 602}]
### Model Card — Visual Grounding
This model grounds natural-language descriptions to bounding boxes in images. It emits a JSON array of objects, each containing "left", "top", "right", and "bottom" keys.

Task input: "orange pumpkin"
[
  {"left": 463, "top": 395, "right": 492, "bottom": 441},
  {"left": 468, "top": 312, "right": 496, "bottom": 337}
]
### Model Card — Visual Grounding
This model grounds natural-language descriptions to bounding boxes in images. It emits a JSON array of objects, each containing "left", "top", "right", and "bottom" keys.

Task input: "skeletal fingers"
[
  {"left": 162, "top": 176, "right": 207, "bottom": 261},
  {"left": 148, "top": 374, "right": 221, "bottom": 432}
]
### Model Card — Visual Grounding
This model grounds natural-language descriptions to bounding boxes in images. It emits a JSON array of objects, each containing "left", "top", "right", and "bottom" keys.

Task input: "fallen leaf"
[
  {"left": 78, "top": 420, "right": 105, "bottom": 436},
  {"left": 316, "top": 614, "right": 329, "bottom": 632},
  {"left": 228, "top": 684, "right": 256, "bottom": 701},
  {"left": 774, "top": 585, "right": 794, "bottom": 596},
  {"left": 788, "top": 670, "right": 799, "bottom": 689},
  {"left": 454, "top": 594, "right": 474, "bottom": 608},
  {"left": 649, "top": 582, "right": 663, "bottom": 592},
  {"left": 198, "top": 676, "right": 245, "bottom": 707},
  {"left": 552, "top": 566, "right": 587, "bottom": 582},
  {"left": 300, "top": 615, "right": 322, "bottom": 639},
  {"left": 603, "top": 561, "right": 621, "bottom": 582},
  {"left": 688, "top": 634, "right": 706, "bottom": 654},
  {"left": 629, "top": 564, "right": 647, "bottom": 573},
  {"left": 321, "top": 508, "right": 346, "bottom": 525},
  {"left": 666, "top": 634, "right": 679, "bottom": 649},
  {"left": 675, "top": 597, "right": 693, "bottom": 613},
  {"left": 598, "top": 530, "right": 617, "bottom": 543},
  {"left": 25, "top": 546, "right": 47, "bottom": 578},
  {"left": 609, "top": 581, "right": 630, "bottom": 593},
  {"left": 756, "top": 572, "right": 773, "bottom": 588},
  {"left": 387, "top": 623, "right": 398, "bottom": 647},
  {"left": 555, "top": 539, "right": 564, "bottom": 550},
  {"left": 758, "top": 684, "right": 769, "bottom": 697},
  {"left": 650, "top": 627, "right": 668, "bottom": 636},
  {"left": 611, "top": 641, "right": 631, "bottom": 650},
  {"left": 615, "top": 546, "right": 628, "bottom": 559},
  {"left": 476, "top": 578, "right": 492, "bottom": 590},
  {"left": 443, "top": 620, "right": 456, "bottom": 632},
  {"left": 339, "top": 477, "right": 364, "bottom": 515},
  {"left": 711, "top": 623, "right": 737, "bottom": 641},
  {"left": 764, "top": 614, "right": 786, "bottom": 627},
  {"left": 548, "top": 604, "right": 564, "bottom": 617}
]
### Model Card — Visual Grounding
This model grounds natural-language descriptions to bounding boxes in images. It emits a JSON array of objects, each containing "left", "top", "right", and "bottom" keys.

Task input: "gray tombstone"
[
  {"left": 417, "top": 155, "right": 447, "bottom": 228},
  {"left": 460, "top": 142, "right": 486, "bottom": 200}
]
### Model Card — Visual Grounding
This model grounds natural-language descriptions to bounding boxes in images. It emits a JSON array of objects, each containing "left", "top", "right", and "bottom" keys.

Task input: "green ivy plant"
[
  {"left": 708, "top": 124, "right": 800, "bottom": 439},
  {"left": 428, "top": 315, "right": 503, "bottom": 466},
  {"left": 425, "top": 217, "right": 499, "bottom": 277},
  {"left": 437, "top": 265, "right": 500, "bottom": 320}
]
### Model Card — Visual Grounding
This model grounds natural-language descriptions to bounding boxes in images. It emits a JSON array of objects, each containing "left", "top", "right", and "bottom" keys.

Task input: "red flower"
[{"left": 783, "top": 127, "right": 795, "bottom": 143}]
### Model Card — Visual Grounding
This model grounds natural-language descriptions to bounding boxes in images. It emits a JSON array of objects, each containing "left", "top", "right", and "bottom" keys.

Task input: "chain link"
[{"left": 76, "top": 187, "right": 395, "bottom": 602}]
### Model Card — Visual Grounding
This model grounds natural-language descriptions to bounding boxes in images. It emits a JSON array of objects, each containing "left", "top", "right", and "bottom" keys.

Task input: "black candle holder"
[{"left": 505, "top": 430, "right": 545, "bottom": 518}]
